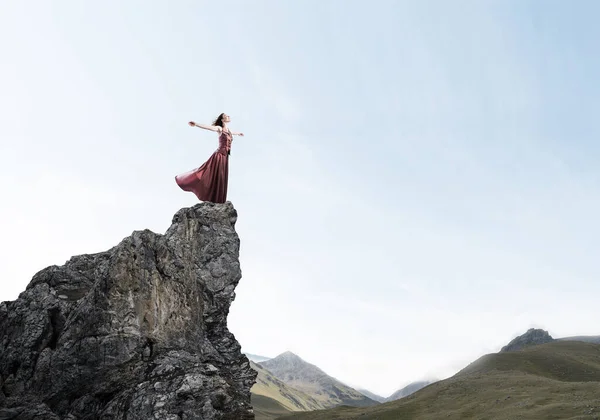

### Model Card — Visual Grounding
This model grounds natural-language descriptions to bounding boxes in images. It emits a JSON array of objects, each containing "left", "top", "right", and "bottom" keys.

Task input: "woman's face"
[{"left": 222, "top": 113, "right": 231, "bottom": 123}]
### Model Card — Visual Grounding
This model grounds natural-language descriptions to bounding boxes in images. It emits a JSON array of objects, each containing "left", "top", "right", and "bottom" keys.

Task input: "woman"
[{"left": 175, "top": 113, "right": 244, "bottom": 203}]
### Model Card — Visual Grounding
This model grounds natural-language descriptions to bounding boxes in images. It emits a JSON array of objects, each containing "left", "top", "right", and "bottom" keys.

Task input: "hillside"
[
  {"left": 247, "top": 353, "right": 273, "bottom": 363},
  {"left": 281, "top": 341, "right": 600, "bottom": 419},
  {"left": 251, "top": 394, "right": 292, "bottom": 420},
  {"left": 357, "top": 389, "right": 385, "bottom": 403},
  {"left": 251, "top": 361, "right": 326, "bottom": 412},
  {"left": 384, "top": 380, "right": 435, "bottom": 402},
  {"left": 559, "top": 335, "right": 600, "bottom": 344},
  {"left": 259, "top": 352, "right": 378, "bottom": 408}
]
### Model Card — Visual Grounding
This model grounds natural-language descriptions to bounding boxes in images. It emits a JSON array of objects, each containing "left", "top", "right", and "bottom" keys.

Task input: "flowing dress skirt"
[{"left": 175, "top": 150, "right": 228, "bottom": 203}]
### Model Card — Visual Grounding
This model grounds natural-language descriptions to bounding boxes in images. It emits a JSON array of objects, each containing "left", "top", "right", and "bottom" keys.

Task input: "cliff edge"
[{"left": 0, "top": 202, "right": 256, "bottom": 419}]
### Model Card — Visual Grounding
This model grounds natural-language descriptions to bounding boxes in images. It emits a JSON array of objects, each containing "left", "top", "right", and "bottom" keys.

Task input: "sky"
[{"left": 1, "top": 0, "right": 600, "bottom": 397}]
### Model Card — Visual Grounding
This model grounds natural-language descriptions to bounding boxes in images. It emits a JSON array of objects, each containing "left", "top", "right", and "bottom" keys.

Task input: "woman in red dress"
[{"left": 175, "top": 113, "right": 244, "bottom": 203}]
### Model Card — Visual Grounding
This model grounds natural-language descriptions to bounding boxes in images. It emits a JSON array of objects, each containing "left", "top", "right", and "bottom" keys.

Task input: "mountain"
[
  {"left": 384, "top": 380, "right": 436, "bottom": 402},
  {"left": 500, "top": 328, "right": 554, "bottom": 352},
  {"left": 281, "top": 341, "right": 600, "bottom": 419},
  {"left": 500, "top": 328, "right": 600, "bottom": 352},
  {"left": 357, "top": 389, "right": 385, "bottom": 403},
  {"left": 558, "top": 335, "right": 600, "bottom": 344},
  {"left": 0, "top": 202, "right": 255, "bottom": 419},
  {"left": 250, "top": 361, "right": 326, "bottom": 412},
  {"left": 246, "top": 353, "right": 273, "bottom": 363},
  {"left": 259, "top": 351, "right": 378, "bottom": 408}
]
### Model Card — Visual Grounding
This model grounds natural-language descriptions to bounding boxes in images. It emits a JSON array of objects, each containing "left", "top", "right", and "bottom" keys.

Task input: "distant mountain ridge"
[
  {"left": 282, "top": 340, "right": 600, "bottom": 419},
  {"left": 558, "top": 335, "right": 600, "bottom": 344},
  {"left": 357, "top": 389, "right": 385, "bottom": 403},
  {"left": 501, "top": 328, "right": 600, "bottom": 353},
  {"left": 251, "top": 328, "right": 600, "bottom": 420},
  {"left": 250, "top": 361, "right": 325, "bottom": 412},
  {"left": 385, "top": 380, "right": 436, "bottom": 402},
  {"left": 259, "top": 351, "right": 378, "bottom": 408},
  {"left": 246, "top": 353, "right": 272, "bottom": 363}
]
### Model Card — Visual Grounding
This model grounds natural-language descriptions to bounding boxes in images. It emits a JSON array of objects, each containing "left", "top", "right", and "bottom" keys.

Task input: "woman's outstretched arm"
[
  {"left": 188, "top": 121, "right": 222, "bottom": 132},
  {"left": 231, "top": 131, "right": 244, "bottom": 136}
]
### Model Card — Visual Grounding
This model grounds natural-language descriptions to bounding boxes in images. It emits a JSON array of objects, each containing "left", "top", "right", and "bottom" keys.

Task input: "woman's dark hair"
[{"left": 213, "top": 113, "right": 226, "bottom": 127}]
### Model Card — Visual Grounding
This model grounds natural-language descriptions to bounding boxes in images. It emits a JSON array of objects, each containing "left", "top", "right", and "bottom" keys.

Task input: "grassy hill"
[
  {"left": 251, "top": 394, "right": 292, "bottom": 420},
  {"left": 280, "top": 341, "right": 600, "bottom": 419}
]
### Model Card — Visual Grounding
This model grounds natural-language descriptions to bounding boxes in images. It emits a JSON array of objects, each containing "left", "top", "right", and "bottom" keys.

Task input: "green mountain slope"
[
  {"left": 251, "top": 394, "right": 292, "bottom": 420},
  {"left": 281, "top": 341, "right": 600, "bottom": 420}
]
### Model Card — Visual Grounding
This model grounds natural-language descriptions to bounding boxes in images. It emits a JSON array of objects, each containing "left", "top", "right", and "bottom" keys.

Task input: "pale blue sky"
[{"left": 1, "top": 1, "right": 599, "bottom": 396}]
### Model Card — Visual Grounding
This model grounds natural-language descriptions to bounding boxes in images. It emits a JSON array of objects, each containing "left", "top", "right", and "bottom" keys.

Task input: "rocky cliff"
[
  {"left": 500, "top": 328, "right": 554, "bottom": 352},
  {"left": 0, "top": 202, "right": 256, "bottom": 419}
]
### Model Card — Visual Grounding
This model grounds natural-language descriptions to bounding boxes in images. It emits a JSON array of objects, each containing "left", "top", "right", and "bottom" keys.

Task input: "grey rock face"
[
  {"left": 0, "top": 202, "right": 256, "bottom": 419},
  {"left": 500, "top": 328, "right": 554, "bottom": 352}
]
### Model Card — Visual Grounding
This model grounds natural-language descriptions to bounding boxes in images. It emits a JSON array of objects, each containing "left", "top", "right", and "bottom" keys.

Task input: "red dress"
[{"left": 175, "top": 130, "right": 232, "bottom": 203}]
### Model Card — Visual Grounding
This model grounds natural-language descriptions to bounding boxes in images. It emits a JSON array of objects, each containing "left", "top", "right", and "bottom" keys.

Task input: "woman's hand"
[
  {"left": 188, "top": 121, "right": 196, "bottom": 127},
  {"left": 238, "top": 132, "right": 244, "bottom": 137}
]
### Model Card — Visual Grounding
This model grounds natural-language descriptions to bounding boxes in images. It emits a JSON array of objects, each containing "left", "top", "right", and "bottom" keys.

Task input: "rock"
[
  {"left": 0, "top": 202, "right": 256, "bottom": 419},
  {"left": 500, "top": 328, "right": 554, "bottom": 352}
]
